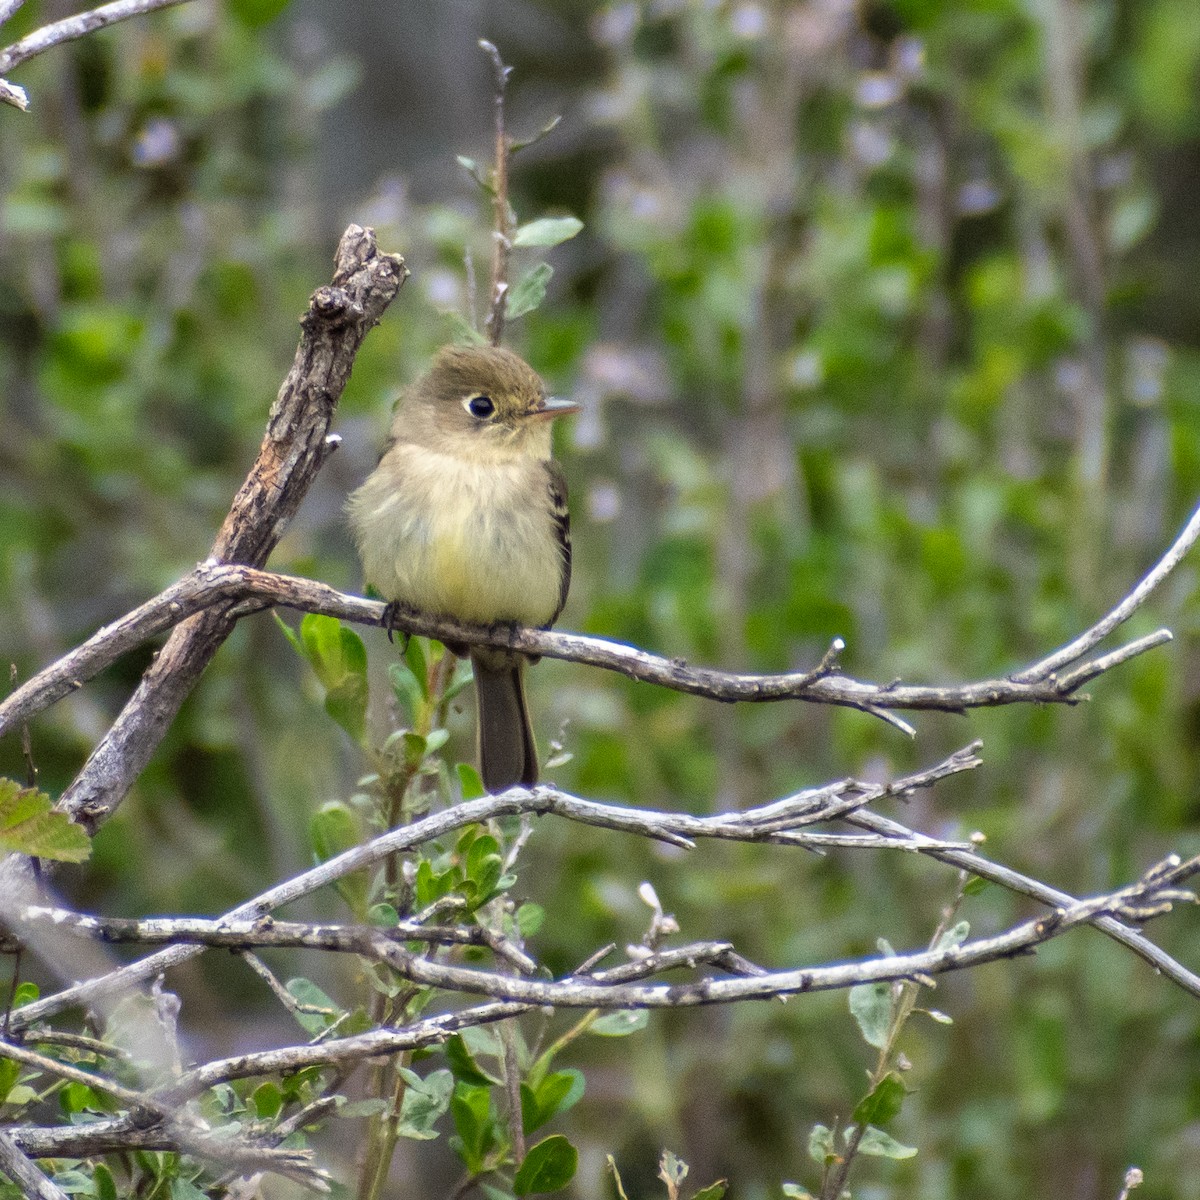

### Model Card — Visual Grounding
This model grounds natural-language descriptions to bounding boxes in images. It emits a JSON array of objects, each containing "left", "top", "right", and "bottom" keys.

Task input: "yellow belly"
[{"left": 348, "top": 445, "right": 564, "bottom": 627}]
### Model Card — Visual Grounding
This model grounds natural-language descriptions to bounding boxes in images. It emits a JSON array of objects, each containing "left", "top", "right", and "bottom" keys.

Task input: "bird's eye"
[{"left": 465, "top": 394, "right": 496, "bottom": 419}]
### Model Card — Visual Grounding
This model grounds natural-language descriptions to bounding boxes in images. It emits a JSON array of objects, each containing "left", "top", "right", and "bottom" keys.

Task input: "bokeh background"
[{"left": 2, "top": 0, "right": 1200, "bottom": 1196}]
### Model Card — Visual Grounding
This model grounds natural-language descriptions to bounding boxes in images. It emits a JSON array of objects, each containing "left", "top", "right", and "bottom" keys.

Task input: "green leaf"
[
  {"left": 607, "top": 1156, "right": 631, "bottom": 1200},
  {"left": 691, "top": 1182, "right": 728, "bottom": 1200},
  {"left": 0, "top": 1059, "right": 20, "bottom": 1104},
  {"left": 396, "top": 1067, "right": 454, "bottom": 1139},
  {"left": 852, "top": 1072, "right": 906, "bottom": 1127},
  {"left": 521, "top": 1069, "right": 584, "bottom": 1134},
  {"left": 51, "top": 1171, "right": 97, "bottom": 1195},
  {"left": 228, "top": 0, "right": 291, "bottom": 26},
  {"left": 849, "top": 981, "right": 893, "bottom": 1049},
  {"left": 298, "top": 614, "right": 369, "bottom": 743},
  {"left": 590, "top": 1009, "right": 649, "bottom": 1037},
  {"left": 807, "top": 1124, "right": 836, "bottom": 1165},
  {"left": 252, "top": 1081, "right": 283, "bottom": 1119},
  {"left": 962, "top": 876, "right": 990, "bottom": 897},
  {"left": 93, "top": 1165, "right": 118, "bottom": 1200},
  {"left": 505, "top": 262, "right": 554, "bottom": 320},
  {"left": 405, "top": 637, "right": 430, "bottom": 698},
  {"left": 309, "top": 801, "right": 368, "bottom": 917},
  {"left": 513, "top": 1134, "right": 578, "bottom": 1195},
  {"left": 285, "top": 977, "right": 342, "bottom": 1035},
  {"left": 853, "top": 1125, "right": 918, "bottom": 1159},
  {"left": 388, "top": 661, "right": 424, "bottom": 722},
  {"left": 780, "top": 1186, "right": 811, "bottom": 1199},
  {"left": 446, "top": 1033, "right": 501, "bottom": 1086},
  {"left": 512, "top": 217, "right": 583, "bottom": 248},
  {"left": 12, "top": 982, "right": 38, "bottom": 1007},
  {"left": 515, "top": 902, "right": 544, "bottom": 938},
  {"left": 450, "top": 1083, "right": 495, "bottom": 1173},
  {"left": 0, "top": 779, "right": 90, "bottom": 862},
  {"left": 336, "top": 1097, "right": 390, "bottom": 1119},
  {"left": 457, "top": 762, "right": 486, "bottom": 800}
]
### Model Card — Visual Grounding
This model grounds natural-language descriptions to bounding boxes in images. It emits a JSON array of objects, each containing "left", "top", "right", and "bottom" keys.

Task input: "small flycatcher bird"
[{"left": 347, "top": 344, "right": 577, "bottom": 792}]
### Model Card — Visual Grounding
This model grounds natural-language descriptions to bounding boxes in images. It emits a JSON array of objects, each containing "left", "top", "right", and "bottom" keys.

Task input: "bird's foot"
[{"left": 382, "top": 600, "right": 416, "bottom": 650}]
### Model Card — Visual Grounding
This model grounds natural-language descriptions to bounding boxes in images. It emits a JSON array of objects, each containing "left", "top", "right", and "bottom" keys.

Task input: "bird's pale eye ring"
[{"left": 465, "top": 394, "right": 496, "bottom": 419}]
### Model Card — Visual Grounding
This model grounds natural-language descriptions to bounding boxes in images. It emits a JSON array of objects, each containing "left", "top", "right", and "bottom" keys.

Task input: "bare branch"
[
  {"left": 0, "top": 76, "right": 26, "bottom": 109},
  {"left": 2, "top": 751, "right": 980, "bottom": 1030},
  {"left": 846, "top": 809, "right": 1200, "bottom": 999},
  {"left": 0, "top": 1130, "right": 69, "bottom": 1200},
  {"left": 0, "top": 0, "right": 195, "bottom": 74},
  {"left": 0, "top": 2, "right": 28, "bottom": 30},
  {"left": 31, "top": 853, "right": 1182, "bottom": 1114},
  {"left": 1011, "top": 498, "right": 1200, "bottom": 683},
  {"left": 43, "top": 227, "right": 405, "bottom": 836},
  {"left": 6, "top": 494, "right": 1189, "bottom": 747}
]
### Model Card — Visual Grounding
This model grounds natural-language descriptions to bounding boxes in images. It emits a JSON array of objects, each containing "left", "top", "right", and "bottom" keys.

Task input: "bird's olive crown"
[{"left": 421, "top": 344, "right": 546, "bottom": 426}]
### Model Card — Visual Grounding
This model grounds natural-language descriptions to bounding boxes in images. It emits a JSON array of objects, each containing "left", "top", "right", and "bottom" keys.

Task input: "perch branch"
[{"left": 4, "top": 490, "right": 1189, "bottom": 745}]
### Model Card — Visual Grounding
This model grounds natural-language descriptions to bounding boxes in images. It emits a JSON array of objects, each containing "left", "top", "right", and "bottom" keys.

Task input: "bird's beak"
[{"left": 529, "top": 395, "right": 580, "bottom": 421}]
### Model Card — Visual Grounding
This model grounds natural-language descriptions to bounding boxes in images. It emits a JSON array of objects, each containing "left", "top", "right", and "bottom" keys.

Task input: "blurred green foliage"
[{"left": 2, "top": 0, "right": 1200, "bottom": 1196}]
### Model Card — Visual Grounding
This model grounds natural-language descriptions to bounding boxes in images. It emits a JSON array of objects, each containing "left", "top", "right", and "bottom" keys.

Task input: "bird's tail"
[{"left": 470, "top": 648, "right": 538, "bottom": 792}]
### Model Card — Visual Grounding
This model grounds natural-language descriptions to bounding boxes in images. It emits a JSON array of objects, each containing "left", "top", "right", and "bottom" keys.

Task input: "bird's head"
[{"left": 404, "top": 344, "right": 578, "bottom": 461}]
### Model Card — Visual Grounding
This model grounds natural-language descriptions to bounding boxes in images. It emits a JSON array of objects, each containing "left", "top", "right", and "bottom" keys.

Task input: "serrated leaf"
[
  {"left": 0, "top": 779, "right": 90, "bottom": 862},
  {"left": 849, "top": 981, "right": 893, "bottom": 1049},
  {"left": 505, "top": 262, "right": 554, "bottom": 320},
  {"left": 853, "top": 1125, "right": 918, "bottom": 1159},
  {"left": 852, "top": 1072, "right": 906, "bottom": 1127},
  {"left": 591, "top": 1009, "right": 649, "bottom": 1037},
  {"left": 514, "top": 1134, "right": 578, "bottom": 1195},
  {"left": 512, "top": 216, "right": 583, "bottom": 248}
]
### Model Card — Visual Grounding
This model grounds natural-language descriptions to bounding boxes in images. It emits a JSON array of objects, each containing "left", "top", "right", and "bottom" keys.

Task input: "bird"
[{"left": 347, "top": 343, "right": 577, "bottom": 792}]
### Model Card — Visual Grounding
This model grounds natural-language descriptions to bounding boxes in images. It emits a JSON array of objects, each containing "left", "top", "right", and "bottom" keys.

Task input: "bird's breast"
[{"left": 349, "top": 444, "right": 565, "bottom": 627}]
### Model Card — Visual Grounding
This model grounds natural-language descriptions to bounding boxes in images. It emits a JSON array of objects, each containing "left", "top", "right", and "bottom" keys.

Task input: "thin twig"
[
  {"left": 0, "top": 0, "right": 195, "bottom": 74},
  {"left": 480, "top": 39, "right": 513, "bottom": 345}
]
